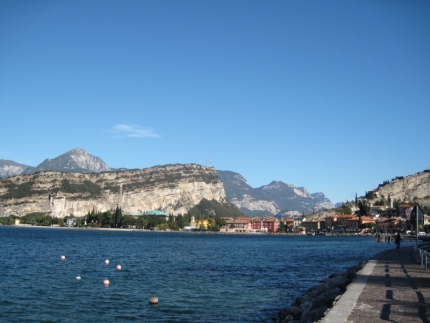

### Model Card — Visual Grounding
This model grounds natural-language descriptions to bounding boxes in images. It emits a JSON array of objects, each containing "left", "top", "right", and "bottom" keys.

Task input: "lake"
[{"left": 0, "top": 227, "right": 408, "bottom": 322}]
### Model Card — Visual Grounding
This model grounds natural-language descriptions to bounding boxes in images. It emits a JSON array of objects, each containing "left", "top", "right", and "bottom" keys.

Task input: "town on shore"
[
  {"left": 2, "top": 190, "right": 429, "bottom": 236},
  {"left": 2, "top": 203, "right": 429, "bottom": 238}
]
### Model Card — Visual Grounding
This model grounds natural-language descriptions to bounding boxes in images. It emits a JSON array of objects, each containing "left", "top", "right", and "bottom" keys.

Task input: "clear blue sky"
[{"left": 1, "top": 0, "right": 429, "bottom": 204}]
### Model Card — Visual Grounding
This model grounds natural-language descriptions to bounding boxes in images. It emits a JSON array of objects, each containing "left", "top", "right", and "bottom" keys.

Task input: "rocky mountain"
[
  {"left": 20, "top": 148, "right": 111, "bottom": 175},
  {"left": 371, "top": 170, "right": 430, "bottom": 207},
  {"left": 217, "top": 170, "right": 334, "bottom": 217},
  {"left": 0, "top": 160, "right": 30, "bottom": 178},
  {"left": 0, "top": 164, "right": 226, "bottom": 218},
  {"left": 1, "top": 149, "right": 333, "bottom": 218}
]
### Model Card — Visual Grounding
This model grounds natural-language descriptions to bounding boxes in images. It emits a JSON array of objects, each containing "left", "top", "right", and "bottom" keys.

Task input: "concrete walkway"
[{"left": 322, "top": 245, "right": 430, "bottom": 323}]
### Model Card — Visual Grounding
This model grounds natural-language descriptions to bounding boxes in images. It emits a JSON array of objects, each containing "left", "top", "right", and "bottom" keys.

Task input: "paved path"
[{"left": 322, "top": 245, "right": 430, "bottom": 323}]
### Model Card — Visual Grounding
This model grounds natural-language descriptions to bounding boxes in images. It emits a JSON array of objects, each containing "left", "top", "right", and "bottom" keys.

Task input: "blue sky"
[{"left": 1, "top": 0, "right": 429, "bottom": 205}]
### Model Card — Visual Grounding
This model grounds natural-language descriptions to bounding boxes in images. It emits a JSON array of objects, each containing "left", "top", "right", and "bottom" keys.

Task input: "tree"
[
  {"left": 168, "top": 214, "right": 174, "bottom": 223},
  {"left": 279, "top": 221, "right": 286, "bottom": 233},
  {"left": 358, "top": 200, "right": 370, "bottom": 216},
  {"left": 177, "top": 214, "right": 184, "bottom": 229},
  {"left": 114, "top": 205, "right": 122, "bottom": 227},
  {"left": 338, "top": 204, "right": 352, "bottom": 215}
]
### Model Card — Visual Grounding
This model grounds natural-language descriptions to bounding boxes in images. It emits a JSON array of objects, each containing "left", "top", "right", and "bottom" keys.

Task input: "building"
[
  {"left": 361, "top": 216, "right": 375, "bottom": 225},
  {"left": 280, "top": 218, "right": 295, "bottom": 232},
  {"left": 325, "top": 214, "right": 354, "bottom": 229},
  {"left": 369, "top": 205, "right": 387, "bottom": 216},
  {"left": 194, "top": 219, "right": 210, "bottom": 229},
  {"left": 293, "top": 216, "right": 303, "bottom": 228},
  {"left": 143, "top": 210, "right": 170, "bottom": 220},
  {"left": 301, "top": 219, "right": 326, "bottom": 232},
  {"left": 375, "top": 217, "right": 403, "bottom": 232},
  {"left": 262, "top": 216, "right": 279, "bottom": 233},
  {"left": 348, "top": 217, "right": 360, "bottom": 231},
  {"left": 65, "top": 217, "right": 77, "bottom": 227},
  {"left": 250, "top": 217, "right": 263, "bottom": 231},
  {"left": 224, "top": 217, "right": 251, "bottom": 233}
]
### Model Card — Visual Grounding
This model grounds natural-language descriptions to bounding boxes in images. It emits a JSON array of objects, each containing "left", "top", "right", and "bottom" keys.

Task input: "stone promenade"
[{"left": 322, "top": 245, "right": 430, "bottom": 323}]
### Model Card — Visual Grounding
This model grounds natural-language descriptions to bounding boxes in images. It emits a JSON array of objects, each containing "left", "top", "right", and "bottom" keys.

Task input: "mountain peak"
[
  {"left": 69, "top": 148, "right": 88, "bottom": 155},
  {"left": 20, "top": 148, "right": 111, "bottom": 175}
]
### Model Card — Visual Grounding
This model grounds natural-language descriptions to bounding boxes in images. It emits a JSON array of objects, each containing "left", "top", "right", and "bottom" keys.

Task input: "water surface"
[{"left": 0, "top": 227, "right": 406, "bottom": 322}]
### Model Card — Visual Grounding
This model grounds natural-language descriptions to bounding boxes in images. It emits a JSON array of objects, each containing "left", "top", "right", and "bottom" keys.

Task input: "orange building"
[{"left": 325, "top": 214, "right": 354, "bottom": 229}]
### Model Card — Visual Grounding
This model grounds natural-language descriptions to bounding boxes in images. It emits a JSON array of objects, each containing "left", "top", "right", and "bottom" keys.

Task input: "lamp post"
[{"left": 416, "top": 203, "right": 419, "bottom": 246}]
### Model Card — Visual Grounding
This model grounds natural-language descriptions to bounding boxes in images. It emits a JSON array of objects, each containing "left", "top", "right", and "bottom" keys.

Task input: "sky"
[{"left": 1, "top": 0, "right": 429, "bottom": 205}]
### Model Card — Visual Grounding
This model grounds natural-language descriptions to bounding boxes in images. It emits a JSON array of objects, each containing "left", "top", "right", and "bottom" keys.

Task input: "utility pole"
[{"left": 416, "top": 203, "right": 419, "bottom": 246}]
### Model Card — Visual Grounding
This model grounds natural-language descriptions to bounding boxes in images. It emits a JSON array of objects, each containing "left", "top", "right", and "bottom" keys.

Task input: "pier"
[{"left": 321, "top": 244, "right": 430, "bottom": 323}]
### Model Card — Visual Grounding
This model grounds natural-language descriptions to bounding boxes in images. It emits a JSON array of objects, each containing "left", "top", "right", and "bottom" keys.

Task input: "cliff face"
[
  {"left": 0, "top": 164, "right": 226, "bottom": 218},
  {"left": 376, "top": 171, "right": 430, "bottom": 203}
]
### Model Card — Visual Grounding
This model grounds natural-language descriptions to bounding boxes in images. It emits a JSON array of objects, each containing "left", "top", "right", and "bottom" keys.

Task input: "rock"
[
  {"left": 306, "top": 284, "right": 326, "bottom": 297},
  {"left": 306, "top": 306, "right": 327, "bottom": 322},
  {"left": 278, "top": 265, "right": 361, "bottom": 323},
  {"left": 279, "top": 309, "right": 290, "bottom": 320},
  {"left": 300, "top": 300, "right": 312, "bottom": 310},
  {"left": 327, "top": 274, "right": 350, "bottom": 289},
  {"left": 312, "top": 294, "right": 332, "bottom": 309},
  {"left": 286, "top": 305, "right": 302, "bottom": 319},
  {"left": 377, "top": 171, "right": 430, "bottom": 202},
  {"left": 0, "top": 165, "right": 226, "bottom": 217},
  {"left": 280, "top": 315, "right": 294, "bottom": 323},
  {"left": 296, "top": 293, "right": 312, "bottom": 304}
]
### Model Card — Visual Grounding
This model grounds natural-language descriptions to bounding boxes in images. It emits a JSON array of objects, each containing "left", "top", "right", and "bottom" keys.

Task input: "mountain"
[
  {"left": 21, "top": 148, "right": 111, "bottom": 175},
  {"left": 369, "top": 170, "right": 430, "bottom": 207},
  {"left": 217, "top": 170, "right": 334, "bottom": 217},
  {"left": 0, "top": 160, "right": 30, "bottom": 178},
  {"left": 216, "top": 170, "right": 279, "bottom": 216},
  {"left": 0, "top": 164, "right": 225, "bottom": 218}
]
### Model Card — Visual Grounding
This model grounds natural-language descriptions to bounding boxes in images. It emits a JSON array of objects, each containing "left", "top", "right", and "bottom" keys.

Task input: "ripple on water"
[{"left": 0, "top": 227, "right": 407, "bottom": 323}]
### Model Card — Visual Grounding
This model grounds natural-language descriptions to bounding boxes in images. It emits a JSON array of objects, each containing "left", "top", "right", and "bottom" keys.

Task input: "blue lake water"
[{"left": 0, "top": 227, "right": 410, "bottom": 322}]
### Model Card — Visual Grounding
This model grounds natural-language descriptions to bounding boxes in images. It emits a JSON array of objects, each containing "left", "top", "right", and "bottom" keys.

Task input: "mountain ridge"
[
  {"left": 0, "top": 149, "right": 336, "bottom": 216},
  {"left": 0, "top": 164, "right": 225, "bottom": 218},
  {"left": 0, "top": 160, "right": 30, "bottom": 178},
  {"left": 370, "top": 170, "right": 430, "bottom": 207},
  {"left": 216, "top": 170, "right": 334, "bottom": 216}
]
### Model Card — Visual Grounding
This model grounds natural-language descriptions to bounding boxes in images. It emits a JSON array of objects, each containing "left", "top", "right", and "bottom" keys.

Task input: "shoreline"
[
  {"left": 4, "top": 224, "right": 376, "bottom": 237},
  {"left": 277, "top": 248, "right": 396, "bottom": 323}
]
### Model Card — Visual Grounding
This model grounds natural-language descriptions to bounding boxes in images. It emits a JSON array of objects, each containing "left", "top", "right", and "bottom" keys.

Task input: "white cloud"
[{"left": 110, "top": 124, "right": 160, "bottom": 138}]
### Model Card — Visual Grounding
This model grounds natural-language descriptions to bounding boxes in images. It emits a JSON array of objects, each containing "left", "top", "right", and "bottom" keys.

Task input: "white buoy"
[
  {"left": 105, "top": 259, "right": 110, "bottom": 265},
  {"left": 103, "top": 279, "right": 110, "bottom": 285},
  {"left": 149, "top": 296, "right": 158, "bottom": 304},
  {"left": 76, "top": 276, "right": 81, "bottom": 280},
  {"left": 60, "top": 255, "right": 65, "bottom": 260},
  {"left": 116, "top": 265, "right": 121, "bottom": 270}
]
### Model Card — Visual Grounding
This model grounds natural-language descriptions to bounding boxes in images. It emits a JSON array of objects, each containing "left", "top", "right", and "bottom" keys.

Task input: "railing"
[{"left": 414, "top": 241, "right": 430, "bottom": 272}]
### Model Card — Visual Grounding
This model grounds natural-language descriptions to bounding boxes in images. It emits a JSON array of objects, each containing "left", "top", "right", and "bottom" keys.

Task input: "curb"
[{"left": 320, "top": 247, "right": 402, "bottom": 323}]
